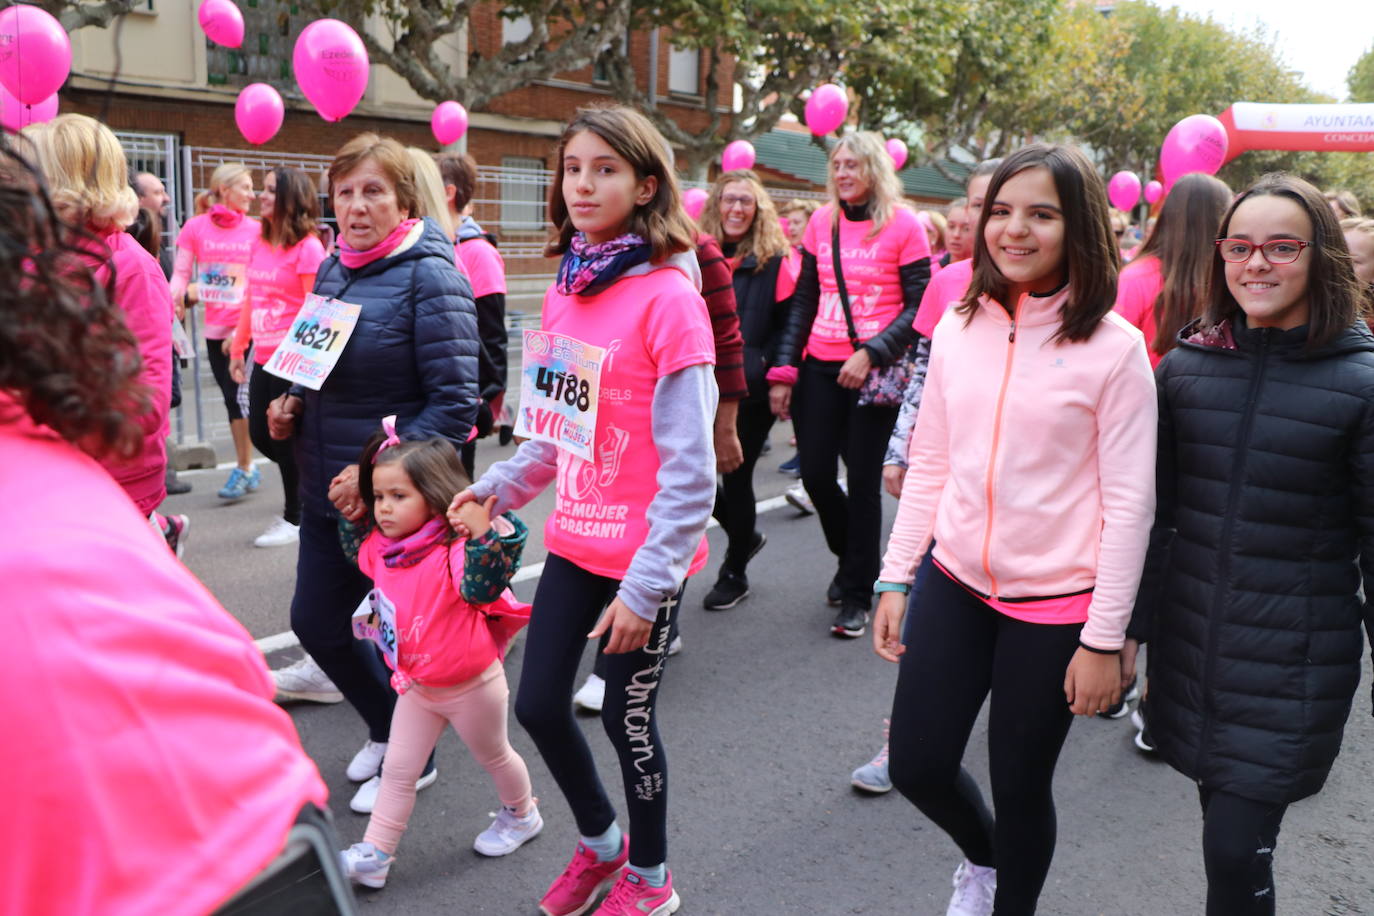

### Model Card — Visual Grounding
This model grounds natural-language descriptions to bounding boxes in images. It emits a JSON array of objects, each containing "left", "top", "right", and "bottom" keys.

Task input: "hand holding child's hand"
[
  {"left": 446, "top": 489, "right": 482, "bottom": 535},
  {"left": 450, "top": 494, "right": 496, "bottom": 539}
]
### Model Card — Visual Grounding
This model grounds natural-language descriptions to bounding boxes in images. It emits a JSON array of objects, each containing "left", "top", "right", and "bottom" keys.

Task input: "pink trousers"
[{"left": 364, "top": 661, "right": 532, "bottom": 854}]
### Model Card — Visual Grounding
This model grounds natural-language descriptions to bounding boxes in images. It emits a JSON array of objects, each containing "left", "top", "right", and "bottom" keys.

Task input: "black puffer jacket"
[
  {"left": 722, "top": 247, "right": 793, "bottom": 402},
  {"left": 1133, "top": 316, "right": 1374, "bottom": 805},
  {"left": 294, "top": 218, "right": 479, "bottom": 517}
]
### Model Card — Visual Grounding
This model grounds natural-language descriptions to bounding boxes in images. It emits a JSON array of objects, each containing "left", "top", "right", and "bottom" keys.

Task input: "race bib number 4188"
[{"left": 514, "top": 330, "right": 604, "bottom": 462}]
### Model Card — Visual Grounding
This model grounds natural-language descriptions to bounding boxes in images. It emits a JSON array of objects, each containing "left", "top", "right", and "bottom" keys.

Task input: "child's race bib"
[
  {"left": 351, "top": 588, "right": 398, "bottom": 668},
  {"left": 514, "top": 330, "right": 604, "bottom": 463}
]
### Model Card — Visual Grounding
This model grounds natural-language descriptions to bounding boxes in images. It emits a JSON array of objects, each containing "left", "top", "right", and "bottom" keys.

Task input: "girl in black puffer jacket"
[{"left": 1129, "top": 174, "right": 1374, "bottom": 916}]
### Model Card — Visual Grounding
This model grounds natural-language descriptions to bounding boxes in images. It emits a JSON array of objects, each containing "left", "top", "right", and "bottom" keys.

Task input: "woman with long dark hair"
[
  {"left": 769, "top": 131, "right": 931, "bottom": 637},
  {"left": 229, "top": 167, "right": 327, "bottom": 548}
]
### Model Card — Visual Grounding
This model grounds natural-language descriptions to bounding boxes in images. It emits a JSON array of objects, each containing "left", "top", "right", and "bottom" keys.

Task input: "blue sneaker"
[
  {"left": 217, "top": 465, "right": 260, "bottom": 500},
  {"left": 778, "top": 453, "right": 801, "bottom": 477}
]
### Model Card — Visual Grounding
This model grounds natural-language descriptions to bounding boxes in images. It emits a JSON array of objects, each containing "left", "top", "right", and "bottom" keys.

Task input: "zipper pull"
[{"left": 1008, "top": 321, "right": 1016, "bottom": 343}]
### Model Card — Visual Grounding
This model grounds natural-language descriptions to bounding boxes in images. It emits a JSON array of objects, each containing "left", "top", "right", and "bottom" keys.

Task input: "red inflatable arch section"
[{"left": 1216, "top": 102, "right": 1374, "bottom": 165}]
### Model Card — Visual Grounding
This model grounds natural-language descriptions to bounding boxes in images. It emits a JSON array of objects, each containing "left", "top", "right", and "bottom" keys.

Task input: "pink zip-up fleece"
[{"left": 879, "top": 288, "right": 1157, "bottom": 650}]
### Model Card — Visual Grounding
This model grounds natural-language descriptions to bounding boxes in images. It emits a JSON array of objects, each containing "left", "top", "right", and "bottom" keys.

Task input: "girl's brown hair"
[
  {"left": 359, "top": 432, "right": 473, "bottom": 529},
  {"left": 1206, "top": 173, "right": 1363, "bottom": 351},
  {"left": 960, "top": 143, "right": 1119, "bottom": 343},
  {"left": 262, "top": 167, "right": 320, "bottom": 250},
  {"left": 697, "top": 169, "right": 791, "bottom": 270},
  {"left": 0, "top": 146, "right": 150, "bottom": 459},
  {"left": 1134, "top": 172, "right": 1232, "bottom": 356},
  {"left": 546, "top": 106, "right": 696, "bottom": 262}
]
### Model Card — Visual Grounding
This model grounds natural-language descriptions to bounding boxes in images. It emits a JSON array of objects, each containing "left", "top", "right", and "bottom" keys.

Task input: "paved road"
[{"left": 167, "top": 428, "right": 1374, "bottom": 915}]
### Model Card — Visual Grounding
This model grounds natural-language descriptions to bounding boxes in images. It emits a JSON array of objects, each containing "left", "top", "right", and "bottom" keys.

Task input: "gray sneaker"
[
  {"left": 851, "top": 721, "right": 893, "bottom": 793},
  {"left": 272, "top": 655, "right": 343, "bottom": 704}
]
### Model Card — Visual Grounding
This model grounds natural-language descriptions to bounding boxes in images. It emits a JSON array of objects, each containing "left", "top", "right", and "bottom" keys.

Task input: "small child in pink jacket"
[{"left": 337, "top": 418, "right": 541, "bottom": 890}]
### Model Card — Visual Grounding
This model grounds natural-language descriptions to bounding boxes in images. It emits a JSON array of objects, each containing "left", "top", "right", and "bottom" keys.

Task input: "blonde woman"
[
  {"left": 781, "top": 197, "right": 820, "bottom": 249},
  {"left": 405, "top": 146, "right": 456, "bottom": 242},
  {"left": 173, "top": 162, "right": 262, "bottom": 500},
  {"left": 768, "top": 131, "right": 932, "bottom": 636},
  {"left": 696, "top": 169, "right": 799, "bottom": 608},
  {"left": 21, "top": 115, "right": 181, "bottom": 549}
]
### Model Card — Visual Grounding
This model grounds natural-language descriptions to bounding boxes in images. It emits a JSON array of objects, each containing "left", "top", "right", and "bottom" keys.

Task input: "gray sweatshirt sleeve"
[
  {"left": 617, "top": 363, "right": 719, "bottom": 620},
  {"left": 470, "top": 439, "right": 559, "bottom": 515},
  {"left": 883, "top": 336, "right": 932, "bottom": 468}
]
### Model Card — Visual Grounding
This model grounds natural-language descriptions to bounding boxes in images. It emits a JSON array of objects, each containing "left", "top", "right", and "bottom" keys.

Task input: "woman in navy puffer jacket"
[{"left": 268, "top": 134, "right": 479, "bottom": 808}]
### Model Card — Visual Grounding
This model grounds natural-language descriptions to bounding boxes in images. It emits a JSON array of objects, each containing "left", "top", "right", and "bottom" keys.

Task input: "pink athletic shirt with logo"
[
  {"left": 913, "top": 257, "right": 973, "bottom": 339},
  {"left": 235, "top": 234, "right": 328, "bottom": 364},
  {"left": 457, "top": 237, "right": 507, "bottom": 298},
  {"left": 540, "top": 266, "right": 716, "bottom": 579},
  {"left": 176, "top": 213, "right": 261, "bottom": 335},
  {"left": 802, "top": 204, "right": 930, "bottom": 361}
]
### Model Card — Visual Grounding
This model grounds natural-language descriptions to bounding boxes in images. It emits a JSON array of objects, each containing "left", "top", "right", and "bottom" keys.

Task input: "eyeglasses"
[
  {"left": 1215, "top": 238, "right": 1311, "bottom": 265},
  {"left": 720, "top": 195, "right": 756, "bottom": 209}
]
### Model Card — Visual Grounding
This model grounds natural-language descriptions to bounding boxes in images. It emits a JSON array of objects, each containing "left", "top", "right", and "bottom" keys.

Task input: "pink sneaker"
[
  {"left": 539, "top": 838, "right": 629, "bottom": 916},
  {"left": 594, "top": 870, "right": 680, "bottom": 916}
]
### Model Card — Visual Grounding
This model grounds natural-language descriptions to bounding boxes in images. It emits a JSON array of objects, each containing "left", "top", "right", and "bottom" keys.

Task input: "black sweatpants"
[
  {"left": 205, "top": 336, "right": 246, "bottom": 421},
  {"left": 247, "top": 364, "right": 301, "bottom": 525},
  {"left": 1198, "top": 787, "right": 1287, "bottom": 916},
  {"left": 515, "top": 553, "right": 680, "bottom": 868},
  {"left": 792, "top": 357, "right": 898, "bottom": 606},
  {"left": 888, "top": 556, "right": 1082, "bottom": 916},
  {"left": 712, "top": 397, "right": 776, "bottom": 574}
]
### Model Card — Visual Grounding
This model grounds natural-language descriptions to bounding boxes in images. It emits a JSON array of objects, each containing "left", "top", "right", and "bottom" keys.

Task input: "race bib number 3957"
[
  {"left": 263, "top": 293, "right": 363, "bottom": 390},
  {"left": 514, "top": 330, "right": 604, "bottom": 462}
]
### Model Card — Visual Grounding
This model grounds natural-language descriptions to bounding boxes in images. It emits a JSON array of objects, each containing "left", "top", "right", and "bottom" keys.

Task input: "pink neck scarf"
[
  {"left": 339, "top": 218, "right": 421, "bottom": 269},
  {"left": 210, "top": 204, "right": 245, "bottom": 229}
]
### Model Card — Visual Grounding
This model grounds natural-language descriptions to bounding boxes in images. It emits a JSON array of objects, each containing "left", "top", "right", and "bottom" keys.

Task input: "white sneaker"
[
  {"left": 272, "top": 655, "right": 343, "bottom": 704},
  {"left": 667, "top": 634, "right": 683, "bottom": 656},
  {"left": 350, "top": 766, "right": 438, "bottom": 814},
  {"left": 254, "top": 516, "right": 300, "bottom": 547},
  {"left": 785, "top": 484, "right": 815, "bottom": 515},
  {"left": 473, "top": 803, "right": 544, "bottom": 856},
  {"left": 574, "top": 674, "right": 605, "bottom": 713},
  {"left": 946, "top": 859, "right": 996, "bottom": 916},
  {"left": 339, "top": 841, "right": 392, "bottom": 889},
  {"left": 346, "top": 740, "right": 389, "bottom": 782}
]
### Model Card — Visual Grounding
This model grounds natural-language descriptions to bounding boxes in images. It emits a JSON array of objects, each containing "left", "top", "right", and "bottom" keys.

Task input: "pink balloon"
[
  {"left": 804, "top": 83, "right": 848, "bottom": 136},
  {"left": 721, "top": 140, "right": 756, "bottom": 172},
  {"left": 1159, "top": 114, "right": 1229, "bottom": 185},
  {"left": 198, "top": 0, "right": 244, "bottom": 49},
  {"left": 1144, "top": 180, "right": 1164, "bottom": 205},
  {"left": 292, "top": 19, "right": 369, "bottom": 122},
  {"left": 234, "top": 83, "right": 283, "bottom": 145},
  {"left": 886, "top": 139, "right": 908, "bottom": 171},
  {"left": 1107, "top": 170, "right": 1141, "bottom": 212},
  {"left": 431, "top": 101, "right": 468, "bottom": 145},
  {"left": 0, "top": 5, "right": 71, "bottom": 106},
  {"left": 0, "top": 85, "right": 57, "bottom": 133},
  {"left": 683, "top": 188, "right": 708, "bottom": 221}
]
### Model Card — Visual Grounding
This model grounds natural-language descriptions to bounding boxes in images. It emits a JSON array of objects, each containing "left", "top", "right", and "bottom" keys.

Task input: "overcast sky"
[{"left": 1164, "top": 0, "right": 1374, "bottom": 100}]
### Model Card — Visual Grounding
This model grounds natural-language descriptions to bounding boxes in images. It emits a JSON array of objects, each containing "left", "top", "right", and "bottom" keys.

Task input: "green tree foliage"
[{"left": 1349, "top": 42, "right": 1374, "bottom": 102}]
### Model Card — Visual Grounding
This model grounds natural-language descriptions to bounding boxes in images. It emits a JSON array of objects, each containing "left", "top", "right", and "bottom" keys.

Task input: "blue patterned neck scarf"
[{"left": 556, "top": 231, "right": 651, "bottom": 296}]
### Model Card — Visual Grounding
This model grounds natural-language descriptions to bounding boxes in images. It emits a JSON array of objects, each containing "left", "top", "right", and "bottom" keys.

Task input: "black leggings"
[
  {"left": 792, "top": 358, "right": 898, "bottom": 606},
  {"left": 514, "top": 553, "right": 680, "bottom": 868},
  {"left": 205, "top": 337, "right": 246, "bottom": 421},
  {"left": 888, "top": 556, "right": 1082, "bottom": 916},
  {"left": 711, "top": 398, "right": 776, "bottom": 573},
  {"left": 1198, "top": 787, "right": 1287, "bottom": 916},
  {"left": 248, "top": 365, "right": 301, "bottom": 525}
]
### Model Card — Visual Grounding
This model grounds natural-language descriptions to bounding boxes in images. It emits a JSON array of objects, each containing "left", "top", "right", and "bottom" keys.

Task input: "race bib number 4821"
[
  {"left": 514, "top": 330, "right": 604, "bottom": 462},
  {"left": 263, "top": 293, "right": 362, "bottom": 390}
]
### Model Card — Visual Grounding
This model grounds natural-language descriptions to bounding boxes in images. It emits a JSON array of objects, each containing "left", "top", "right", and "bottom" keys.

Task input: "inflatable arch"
[{"left": 1216, "top": 102, "right": 1374, "bottom": 164}]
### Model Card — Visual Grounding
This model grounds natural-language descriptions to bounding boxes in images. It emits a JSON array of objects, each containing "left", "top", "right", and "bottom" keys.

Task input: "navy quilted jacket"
[
  {"left": 1133, "top": 316, "right": 1374, "bottom": 805},
  {"left": 293, "top": 218, "right": 479, "bottom": 517}
]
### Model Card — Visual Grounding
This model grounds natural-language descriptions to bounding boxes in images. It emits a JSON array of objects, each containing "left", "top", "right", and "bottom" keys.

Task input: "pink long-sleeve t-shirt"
[
  {"left": 878, "top": 288, "right": 1158, "bottom": 650},
  {"left": 1113, "top": 254, "right": 1164, "bottom": 367}
]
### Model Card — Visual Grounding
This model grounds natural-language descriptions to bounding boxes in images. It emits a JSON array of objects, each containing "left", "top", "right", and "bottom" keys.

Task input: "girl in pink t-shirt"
[
  {"left": 1113, "top": 173, "right": 1232, "bottom": 368},
  {"left": 173, "top": 162, "right": 262, "bottom": 501},
  {"left": 228, "top": 167, "right": 328, "bottom": 548},
  {"left": 338, "top": 423, "right": 539, "bottom": 890},
  {"left": 766, "top": 131, "right": 932, "bottom": 639},
  {"left": 452, "top": 106, "right": 715, "bottom": 916}
]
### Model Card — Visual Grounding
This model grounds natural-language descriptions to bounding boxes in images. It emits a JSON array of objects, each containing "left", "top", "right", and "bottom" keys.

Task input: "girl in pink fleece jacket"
[{"left": 872, "top": 145, "right": 1157, "bottom": 916}]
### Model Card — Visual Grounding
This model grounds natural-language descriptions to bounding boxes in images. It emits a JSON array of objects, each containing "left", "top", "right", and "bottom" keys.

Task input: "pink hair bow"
[{"left": 374, "top": 415, "right": 401, "bottom": 463}]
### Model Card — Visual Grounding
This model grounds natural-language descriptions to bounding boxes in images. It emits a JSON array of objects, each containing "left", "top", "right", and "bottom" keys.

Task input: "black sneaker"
[
  {"left": 165, "top": 468, "right": 192, "bottom": 495},
  {"left": 831, "top": 603, "right": 868, "bottom": 638},
  {"left": 703, "top": 570, "right": 750, "bottom": 610},
  {"left": 826, "top": 578, "right": 843, "bottom": 607},
  {"left": 1131, "top": 702, "right": 1156, "bottom": 753},
  {"left": 1097, "top": 675, "right": 1140, "bottom": 719}
]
